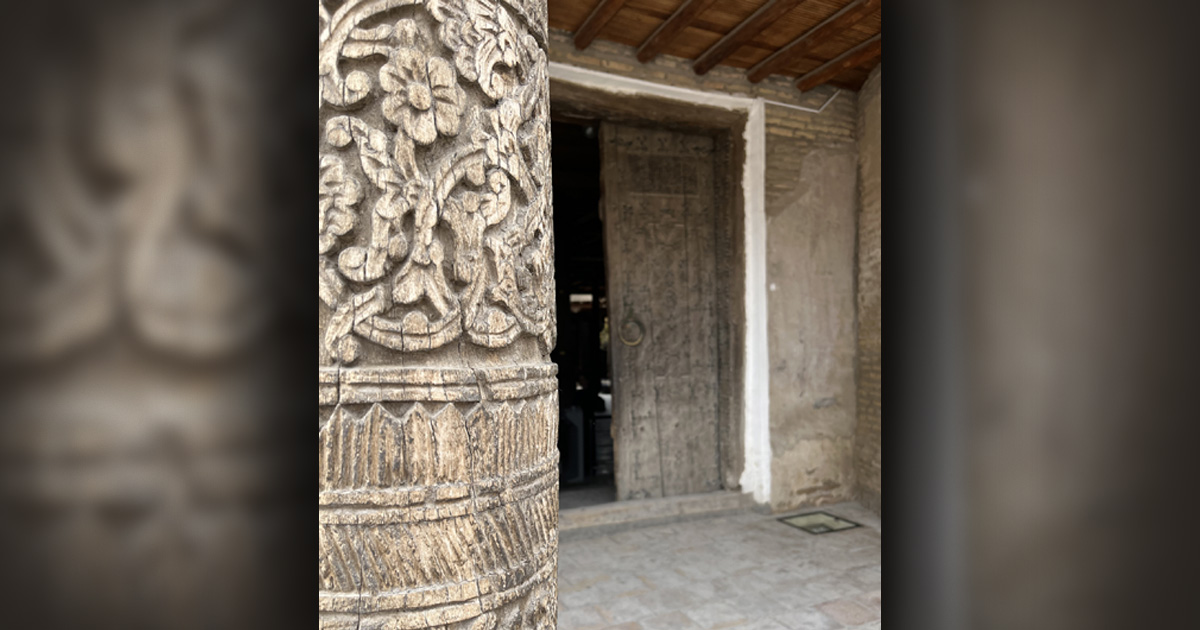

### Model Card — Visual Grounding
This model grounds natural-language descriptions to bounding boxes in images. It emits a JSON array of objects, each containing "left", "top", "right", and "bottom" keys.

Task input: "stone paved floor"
[
  {"left": 557, "top": 502, "right": 881, "bottom": 630},
  {"left": 560, "top": 479, "right": 618, "bottom": 510}
]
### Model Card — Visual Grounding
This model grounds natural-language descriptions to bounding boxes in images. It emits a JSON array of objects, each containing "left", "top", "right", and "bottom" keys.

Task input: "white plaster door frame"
[{"left": 547, "top": 62, "right": 772, "bottom": 504}]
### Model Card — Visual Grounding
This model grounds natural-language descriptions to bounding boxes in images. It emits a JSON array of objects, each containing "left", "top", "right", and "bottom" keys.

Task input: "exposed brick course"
[{"left": 854, "top": 65, "right": 882, "bottom": 516}]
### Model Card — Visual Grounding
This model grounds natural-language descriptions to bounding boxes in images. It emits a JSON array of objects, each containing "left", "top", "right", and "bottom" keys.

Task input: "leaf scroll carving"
[{"left": 318, "top": 0, "right": 553, "bottom": 365}]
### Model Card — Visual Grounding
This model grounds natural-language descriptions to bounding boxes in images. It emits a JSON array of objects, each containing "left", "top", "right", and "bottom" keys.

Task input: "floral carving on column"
[{"left": 319, "top": 0, "right": 553, "bottom": 364}]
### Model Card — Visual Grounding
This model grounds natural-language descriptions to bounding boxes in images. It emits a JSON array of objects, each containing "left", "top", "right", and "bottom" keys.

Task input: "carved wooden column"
[{"left": 319, "top": 1, "right": 557, "bottom": 628}]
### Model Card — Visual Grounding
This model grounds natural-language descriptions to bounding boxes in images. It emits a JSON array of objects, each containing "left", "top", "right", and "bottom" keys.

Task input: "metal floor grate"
[{"left": 778, "top": 511, "right": 861, "bottom": 534}]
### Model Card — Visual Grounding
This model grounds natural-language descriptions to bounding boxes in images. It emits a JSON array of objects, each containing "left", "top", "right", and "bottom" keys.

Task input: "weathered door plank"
[{"left": 602, "top": 123, "right": 722, "bottom": 500}]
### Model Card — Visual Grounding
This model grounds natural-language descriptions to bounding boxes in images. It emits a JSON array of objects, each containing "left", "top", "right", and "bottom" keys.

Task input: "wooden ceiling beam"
[
  {"left": 574, "top": 0, "right": 631, "bottom": 50},
  {"left": 636, "top": 0, "right": 721, "bottom": 63},
  {"left": 746, "top": 0, "right": 879, "bottom": 83},
  {"left": 828, "top": 77, "right": 863, "bottom": 91},
  {"left": 693, "top": 0, "right": 810, "bottom": 76},
  {"left": 795, "top": 34, "right": 880, "bottom": 92}
]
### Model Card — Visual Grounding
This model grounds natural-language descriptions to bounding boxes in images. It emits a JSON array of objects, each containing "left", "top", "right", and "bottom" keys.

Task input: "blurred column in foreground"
[
  {"left": 318, "top": 1, "right": 558, "bottom": 628},
  {"left": 0, "top": 2, "right": 308, "bottom": 629}
]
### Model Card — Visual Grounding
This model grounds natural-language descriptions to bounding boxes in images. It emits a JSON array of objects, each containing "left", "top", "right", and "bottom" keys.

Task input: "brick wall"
[
  {"left": 548, "top": 29, "right": 840, "bottom": 110},
  {"left": 854, "top": 65, "right": 882, "bottom": 515},
  {"left": 548, "top": 30, "right": 862, "bottom": 512}
]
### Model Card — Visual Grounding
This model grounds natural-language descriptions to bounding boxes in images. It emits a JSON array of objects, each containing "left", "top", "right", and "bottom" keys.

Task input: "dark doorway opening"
[{"left": 551, "top": 120, "right": 615, "bottom": 510}]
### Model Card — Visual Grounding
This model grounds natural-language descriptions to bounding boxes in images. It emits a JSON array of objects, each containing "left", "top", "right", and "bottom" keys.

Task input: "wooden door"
[{"left": 601, "top": 122, "right": 722, "bottom": 500}]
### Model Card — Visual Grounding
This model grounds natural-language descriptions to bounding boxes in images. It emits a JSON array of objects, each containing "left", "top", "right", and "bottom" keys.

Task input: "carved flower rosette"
[{"left": 319, "top": 0, "right": 553, "bottom": 365}]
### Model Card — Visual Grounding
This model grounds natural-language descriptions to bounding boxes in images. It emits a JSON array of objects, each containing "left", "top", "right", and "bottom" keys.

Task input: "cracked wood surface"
[
  {"left": 601, "top": 122, "right": 723, "bottom": 502},
  {"left": 319, "top": 1, "right": 558, "bottom": 628}
]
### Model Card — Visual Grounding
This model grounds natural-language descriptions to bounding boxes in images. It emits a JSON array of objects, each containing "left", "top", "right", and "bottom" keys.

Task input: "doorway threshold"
[{"left": 559, "top": 490, "right": 760, "bottom": 540}]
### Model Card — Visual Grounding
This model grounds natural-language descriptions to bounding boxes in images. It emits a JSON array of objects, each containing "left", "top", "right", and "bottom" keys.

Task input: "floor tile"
[{"left": 558, "top": 502, "right": 881, "bottom": 630}]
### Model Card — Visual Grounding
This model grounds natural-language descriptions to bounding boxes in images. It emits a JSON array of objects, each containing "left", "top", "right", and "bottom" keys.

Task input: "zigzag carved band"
[
  {"left": 319, "top": 364, "right": 558, "bottom": 405},
  {"left": 319, "top": 396, "right": 559, "bottom": 495},
  {"left": 318, "top": 383, "right": 559, "bottom": 624},
  {"left": 319, "top": 560, "right": 555, "bottom": 629},
  {"left": 320, "top": 453, "right": 558, "bottom": 522},
  {"left": 319, "top": 482, "right": 557, "bottom": 619},
  {"left": 319, "top": 534, "right": 555, "bottom": 613}
]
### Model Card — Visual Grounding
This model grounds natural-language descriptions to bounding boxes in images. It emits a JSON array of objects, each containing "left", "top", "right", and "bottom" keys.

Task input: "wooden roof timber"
[
  {"left": 796, "top": 33, "right": 880, "bottom": 91},
  {"left": 562, "top": 0, "right": 881, "bottom": 93},
  {"left": 637, "top": 0, "right": 720, "bottom": 63},
  {"left": 692, "top": 0, "right": 810, "bottom": 76},
  {"left": 574, "top": 0, "right": 630, "bottom": 50},
  {"left": 746, "top": 0, "right": 880, "bottom": 83}
]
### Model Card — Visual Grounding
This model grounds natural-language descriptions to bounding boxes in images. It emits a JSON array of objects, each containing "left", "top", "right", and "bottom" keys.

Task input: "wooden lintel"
[
  {"left": 746, "top": 0, "right": 879, "bottom": 83},
  {"left": 795, "top": 34, "right": 880, "bottom": 92},
  {"left": 693, "top": 0, "right": 809, "bottom": 75},
  {"left": 636, "top": 0, "right": 720, "bottom": 64},
  {"left": 574, "top": 0, "right": 631, "bottom": 51}
]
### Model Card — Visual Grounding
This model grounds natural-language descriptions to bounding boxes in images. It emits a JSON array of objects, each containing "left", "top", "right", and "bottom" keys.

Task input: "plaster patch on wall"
[
  {"left": 771, "top": 436, "right": 856, "bottom": 506},
  {"left": 814, "top": 397, "right": 838, "bottom": 409},
  {"left": 766, "top": 142, "right": 859, "bottom": 511}
]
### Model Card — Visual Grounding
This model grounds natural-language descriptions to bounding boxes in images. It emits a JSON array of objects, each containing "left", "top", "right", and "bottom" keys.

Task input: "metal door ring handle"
[{"left": 618, "top": 319, "right": 644, "bottom": 346}]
